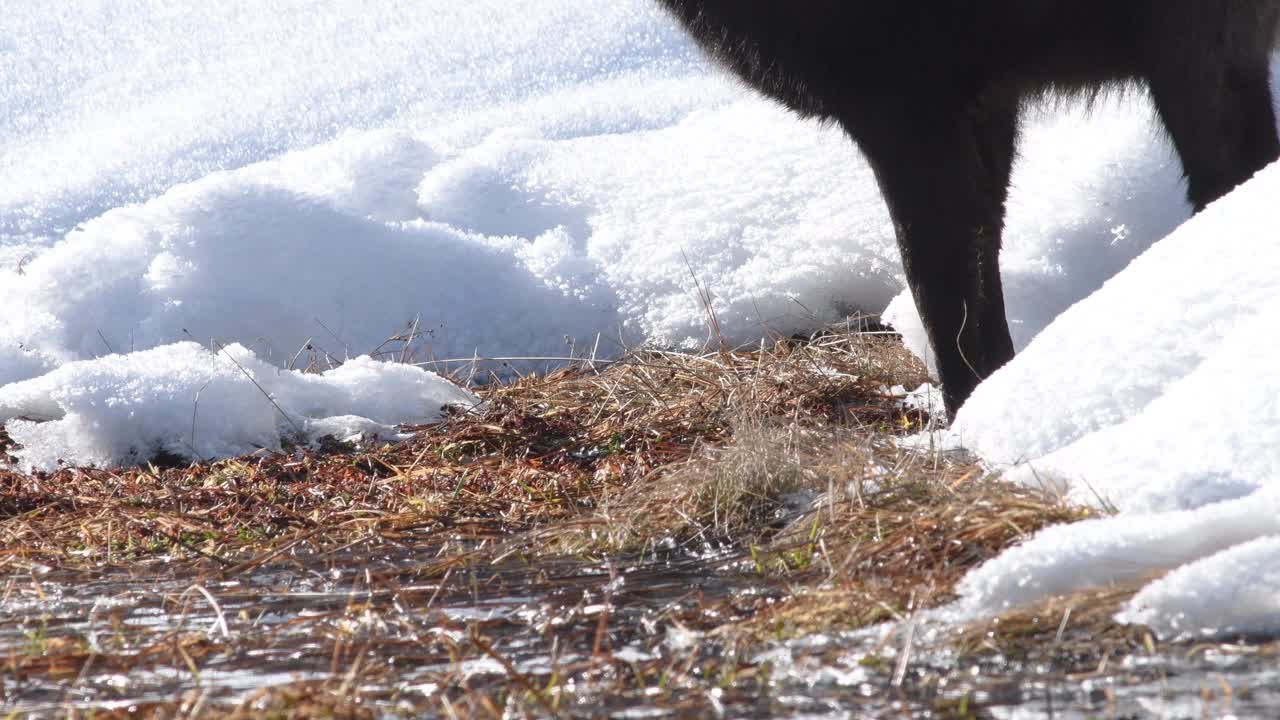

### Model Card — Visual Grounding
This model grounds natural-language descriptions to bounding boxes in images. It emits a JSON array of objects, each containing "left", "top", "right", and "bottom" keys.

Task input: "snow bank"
[
  {"left": 0, "top": 342, "right": 477, "bottom": 471},
  {"left": 949, "top": 162, "right": 1280, "bottom": 638},
  {"left": 1118, "top": 534, "right": 1280, "bottom": 642},
  {"left": 0, "top": 130, "right": 623, "bottom": 378},
  {"left": 1, "top": 1, "right": 1196, "bottom": 378},
  {"left": 3, "top": 0, "right": 1199, "bottom": 470}
]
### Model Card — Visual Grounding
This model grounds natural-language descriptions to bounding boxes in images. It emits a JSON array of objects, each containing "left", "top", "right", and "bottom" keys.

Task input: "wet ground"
[{"left": 3, "top": 531, "right": 1277, "bottom": 718}]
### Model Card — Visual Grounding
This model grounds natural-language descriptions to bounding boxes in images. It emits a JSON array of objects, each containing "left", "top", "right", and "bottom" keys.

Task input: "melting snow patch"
[
  {"left": 1117, "top": 534, "right": 1280, "bottom": 642},
  {"left": 0, "top": 342, "right": 477, "bottom": 471}
]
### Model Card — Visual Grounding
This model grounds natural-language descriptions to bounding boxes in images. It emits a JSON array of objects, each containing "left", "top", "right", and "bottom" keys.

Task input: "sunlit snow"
[
  {"left": 4, "top": 0, "right": 1279, "bottom": 637},
  {"left": 947, "top": 164, "right": 1280, "bottom": 640}
]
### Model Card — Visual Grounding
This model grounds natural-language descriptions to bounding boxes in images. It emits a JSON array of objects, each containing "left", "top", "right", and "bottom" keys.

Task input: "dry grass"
[
  {"left": 0, "top": 329, "right": 932, "bottom": 572},
  {"left": 733, "top": 471, "right": 1091, "bottom": 643},
  {"left": 0, "top": 327, "right": 1143, "bottom": 717},
  {"left": 956, "top": 583, "right": 1152, "bottom": 673}
]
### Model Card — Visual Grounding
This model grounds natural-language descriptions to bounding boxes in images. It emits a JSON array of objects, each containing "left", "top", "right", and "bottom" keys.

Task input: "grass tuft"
[{"left": 0, "top": 326, "right": 1169, "bottom": 717}]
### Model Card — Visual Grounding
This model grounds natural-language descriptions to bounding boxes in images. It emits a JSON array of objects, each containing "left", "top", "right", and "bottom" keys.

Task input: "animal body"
[{"left": 657, "top": 1, "right": 1280, "bottom": 415}]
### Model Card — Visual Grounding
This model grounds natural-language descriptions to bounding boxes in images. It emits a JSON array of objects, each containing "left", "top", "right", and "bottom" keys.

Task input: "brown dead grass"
[
  {"left": 956, "top": 582, "right": 1152, "bottom": 674},
  {"left": 0, "top": 329, "right": 933, "bottom": 572},
  {"left": 0, "top": 327, "right": 1111, "bottom": 717},
  {"left": 706, "top": 437, "right": 1091, "bottom": 643}
]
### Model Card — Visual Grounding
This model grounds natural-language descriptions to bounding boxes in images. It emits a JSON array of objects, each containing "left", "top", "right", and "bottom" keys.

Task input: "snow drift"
[
  {"left": 0, "top": 342, "right": 478, "bottom": 470},
  {"left": 1, "top": 0, "right": 1189, "bottom": 470},
  {"left": 949, "top": 162, "right": 1280, "bottom": 641}
]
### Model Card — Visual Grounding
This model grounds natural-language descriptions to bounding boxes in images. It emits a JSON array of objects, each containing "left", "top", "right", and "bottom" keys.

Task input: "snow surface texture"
[
  {"left": 949, "top": 164, "right": 1280, "bottom": 640},
  {"left": 0, "top": 343, "right": 479, "bottom": 470},
  {"left": 3, "top": 0, "right": 1190, "bottom": 381},
  {"left": 4, "top": 1, "right": 1278, "bottom": 636}
]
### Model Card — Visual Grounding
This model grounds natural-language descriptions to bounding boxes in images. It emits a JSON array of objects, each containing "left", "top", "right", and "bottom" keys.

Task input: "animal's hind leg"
[
  {"left": 1148, "top": 49, "right": 1280, "bottom": 211},
  {"left": 849, "top": 104, "right": 1019, "bottom": 416},
  {"left": 971, "top": 106, "right": 1019, "bottom": 370}
]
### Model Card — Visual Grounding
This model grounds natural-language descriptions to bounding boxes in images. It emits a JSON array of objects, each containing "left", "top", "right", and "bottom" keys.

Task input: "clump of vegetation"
[
  {"left": 957, "top": 583, "right": 1151, "bottom": 671},
  {"left": 0, "top": 325, "right": 1228, "bottom": 718}
]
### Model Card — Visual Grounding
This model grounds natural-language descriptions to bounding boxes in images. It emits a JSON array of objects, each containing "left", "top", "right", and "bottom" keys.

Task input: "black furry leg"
[
  {"left": 1148, "top": 49, "right": 1280, "bottom": 210},
  {"left": 849, "top": 104, "right": 1019, "bottom": 416}
]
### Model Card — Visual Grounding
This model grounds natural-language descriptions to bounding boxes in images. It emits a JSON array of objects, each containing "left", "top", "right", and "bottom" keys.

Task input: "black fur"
[{"left": 658, "top": 1, "right": 1280, "bottom": 415}]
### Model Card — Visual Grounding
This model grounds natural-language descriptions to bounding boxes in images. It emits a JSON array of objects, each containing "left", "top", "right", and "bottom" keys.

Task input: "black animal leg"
[
  {"left": 1148, "top": 51, "right": 1280, "bottom": 210},
  {"left": 850, "top": 105, "right": 1019, "bottom": 415}
]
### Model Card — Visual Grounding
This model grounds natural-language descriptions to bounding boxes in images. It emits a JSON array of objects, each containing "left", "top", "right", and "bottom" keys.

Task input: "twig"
[
  {"left": 190, "top": 379, "right": 213, "bottom": 460},
  {"left": 210, "top": 340, "right": 303, "bottom": 437},
  {"left": 287, "top": 337, "right": 314, "bottom": 371},
  {"left": 314, "top": 316, "right": 353, "bottom": 360},
  {"left": 400, "top": 313, "right": 422, "bottom": 364},
  {"left": 179, "top": 584, "right": 231, "bottom": 639},
  {"left": 682, "top": 249, "right": 728, "bottom": 356}
]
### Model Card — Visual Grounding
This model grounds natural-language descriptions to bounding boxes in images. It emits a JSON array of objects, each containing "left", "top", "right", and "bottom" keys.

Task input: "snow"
[
  {"left": 4, "top": 0, "right": 1279, "bottom": 637},
  {"left": 948, "top": 163, "right": 1280, "bottom": 639},
  {"left": 0, "top": 342, "right": 478, "bottom": 469},
  {"left": 1118, "top": 534, "right": 1280, "bottom": 642}
]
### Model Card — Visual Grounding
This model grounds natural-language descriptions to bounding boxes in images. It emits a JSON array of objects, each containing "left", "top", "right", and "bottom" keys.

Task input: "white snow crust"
[{"left": 948, "top": 164, "right": 1280, "bottom": 638}]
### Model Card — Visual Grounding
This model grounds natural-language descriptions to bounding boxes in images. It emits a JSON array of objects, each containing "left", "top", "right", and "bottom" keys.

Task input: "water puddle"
[{"left": 3, "top": 532, "right": 1277, "bottom": 717}]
